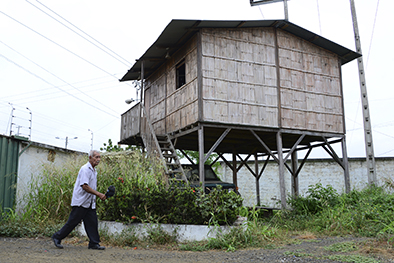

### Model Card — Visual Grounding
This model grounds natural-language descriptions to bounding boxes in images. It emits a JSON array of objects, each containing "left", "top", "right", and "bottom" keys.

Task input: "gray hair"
[{"left": 89, "top": 150, "right": 100, "bottom": 157}]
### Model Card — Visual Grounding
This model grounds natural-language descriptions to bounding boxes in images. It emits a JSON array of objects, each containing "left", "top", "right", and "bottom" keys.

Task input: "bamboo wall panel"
[
  {"left": 143, "top": 37, "right": 199, "bottom": 134},
  {"left": 277, "top": 29, "right": 343, "bottom": 134},
  {"left": 129, "top": 26, "right": 345, "bottom": 141},
  {"left": 120, "top": 105, "right": 140, "bottom": 140},
  {"left": 166, "top": 79, "right": 199, "bottom": 133},
  {"left": 201, "top": 27, "right": 279, "bottom": 128}
]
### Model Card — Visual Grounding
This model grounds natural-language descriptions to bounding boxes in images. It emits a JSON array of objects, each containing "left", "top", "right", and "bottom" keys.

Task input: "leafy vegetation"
[
  {"left": 100, "top": 138, "right": 134, "bottom": 152},
  {"left": 1, "top": 147, "right": 394, "bottom": 262},
  {"left": 1, "top": 150, "right": 241, "bottom": 231},
  {"left": 274, "top": 183, "right": 394, "bottom": 238},
  {"left": 97, "top": 151, "right": 242, "bottom": 225}
]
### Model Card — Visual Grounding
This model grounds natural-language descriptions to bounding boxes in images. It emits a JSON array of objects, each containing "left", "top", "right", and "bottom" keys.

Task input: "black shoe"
[
  {"left": 51, "top": 235, "right": 63, "bottom": 249},
  {"left": 88, "top": 244, "right": 105, "bottom": 250}
]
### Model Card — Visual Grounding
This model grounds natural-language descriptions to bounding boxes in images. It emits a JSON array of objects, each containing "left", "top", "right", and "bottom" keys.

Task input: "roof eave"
[{"left": 120, "top": 19, "right": 361, "bottom": 82}]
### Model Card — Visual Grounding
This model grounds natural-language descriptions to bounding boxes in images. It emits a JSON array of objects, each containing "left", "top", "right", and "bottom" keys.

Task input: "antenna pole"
[
  {"left": 27, "top": 107, "right": 32, "bottom": 140},
  {"left": 349, "top": 0, "right": 377, "bottom": 184},
  {"left": 250, "top": 0, "right": 289, "bottom": 20},
  {"left": 8, "top": 103, "right": 15, "bottom": 136},
  {"left": 284, "top": 0, "right": 289, "bottom": 20}
]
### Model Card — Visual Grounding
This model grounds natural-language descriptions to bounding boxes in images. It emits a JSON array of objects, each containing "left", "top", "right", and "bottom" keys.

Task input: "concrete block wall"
[
  {"left": 16, "top": 142, "right": 85, "bottom": 212},
  {"left": 218, "top": 157, "right": 394, "bottom": 208}
]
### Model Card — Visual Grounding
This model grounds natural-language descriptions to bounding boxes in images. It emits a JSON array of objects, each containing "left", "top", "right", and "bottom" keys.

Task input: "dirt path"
[{"left": 0, "top": 236, "right": 392, "bottom": 263}]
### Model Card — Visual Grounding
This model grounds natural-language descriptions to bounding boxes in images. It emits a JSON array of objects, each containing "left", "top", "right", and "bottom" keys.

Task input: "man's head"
[{"left": 89, "top": 150, "right": 101, "bottom": 168}]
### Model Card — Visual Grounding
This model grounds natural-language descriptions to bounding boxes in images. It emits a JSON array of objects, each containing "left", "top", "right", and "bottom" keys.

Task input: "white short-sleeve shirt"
[{"left": 71, "top": 161, "right": 97, "bottom": 209}]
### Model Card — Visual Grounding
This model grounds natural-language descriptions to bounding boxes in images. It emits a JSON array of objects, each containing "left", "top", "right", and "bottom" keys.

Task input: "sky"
[{"left": 0, "top": 0, "right": 393, "bottom": 158}]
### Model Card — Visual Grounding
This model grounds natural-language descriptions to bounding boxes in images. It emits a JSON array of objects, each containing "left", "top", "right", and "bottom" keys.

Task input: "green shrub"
[
  {"left": 17, "top": 150, "right": 243, "bottom": 227},
  {"left": 271, "top": 183, "right": 394, "bottom": 238},
  {"left": 287, "top": 183, "right": 339, "bottom": 215},
  {"left": 196, "top": 186, "right": 243, "bottom": 225}
]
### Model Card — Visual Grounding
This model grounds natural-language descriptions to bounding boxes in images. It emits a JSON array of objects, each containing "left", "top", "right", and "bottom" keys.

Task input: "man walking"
[{"left": 52, "top": 150, "right": 106, "bottom": 250}]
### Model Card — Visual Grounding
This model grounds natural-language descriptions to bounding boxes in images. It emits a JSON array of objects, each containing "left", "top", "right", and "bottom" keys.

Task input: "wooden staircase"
[
  {"left": 156, "top": 135, "right": 188, "bottom": 185},
  {"left": 139, "top": 105, "right": 188, "bottom": 184}
]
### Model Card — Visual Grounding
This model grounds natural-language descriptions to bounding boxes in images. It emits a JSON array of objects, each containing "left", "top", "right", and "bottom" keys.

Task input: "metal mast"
[
  {"left": 349, "top": 0, "right": 377, "bottom": 184},
  {"left": 250, "top": 0, "right": 289, "bottom": 20}
]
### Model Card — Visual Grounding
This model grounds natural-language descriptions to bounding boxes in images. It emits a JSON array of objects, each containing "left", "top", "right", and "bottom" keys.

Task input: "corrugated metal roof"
[{"left": 120, "top": 19, "right": 361, "bottom": 82}]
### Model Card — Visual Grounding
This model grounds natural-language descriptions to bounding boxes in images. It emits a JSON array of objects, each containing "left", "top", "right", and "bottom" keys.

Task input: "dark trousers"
[{"left": 53, "top": 206, "right": 100, "bottom": 246}]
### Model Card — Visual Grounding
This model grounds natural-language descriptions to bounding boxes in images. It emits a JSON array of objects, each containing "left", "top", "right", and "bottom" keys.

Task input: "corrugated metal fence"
[{"left": 0, "top": 136, "right": 20, "bottom": 212}]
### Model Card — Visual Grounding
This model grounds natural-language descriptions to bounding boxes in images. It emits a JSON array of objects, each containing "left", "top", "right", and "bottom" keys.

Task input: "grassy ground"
[{"left": 2, "top": 151, "right": 394, "bottom": 262}]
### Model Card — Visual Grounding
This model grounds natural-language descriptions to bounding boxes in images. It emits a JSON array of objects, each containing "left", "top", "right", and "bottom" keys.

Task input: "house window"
[{"left": 176, "top": 59, "right": 186, "bottom": 89}]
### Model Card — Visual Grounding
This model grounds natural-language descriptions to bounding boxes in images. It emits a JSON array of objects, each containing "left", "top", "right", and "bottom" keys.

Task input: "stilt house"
[{"left": 119, "top": 19, "right": 360, "bottom": 208}]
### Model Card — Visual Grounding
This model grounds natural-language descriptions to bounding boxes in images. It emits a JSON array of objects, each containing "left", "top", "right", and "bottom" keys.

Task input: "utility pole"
[
  {"left": 250, "top": 0, "right": 289, "bottom": 20},
  {"left": 88, "top": 129, "right": 94, "bottom": 151},
  {"left": 8, "top": 103, "right": 14, "bottom": 136},
  {"left": 26, "top": 107, "right": 32, "bottom": 140},
  {"left": 349, "top": 0, "right": 377, "bottom": 184},
  {"left": 56, "top": 136, "right": 78, "bottom": 150}
]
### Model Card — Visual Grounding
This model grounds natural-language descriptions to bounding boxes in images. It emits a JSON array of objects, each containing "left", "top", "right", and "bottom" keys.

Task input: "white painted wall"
[
  {"left": 16, "top": 142, "right": 85, "bottom": 212},
  {"left": 218, "top": 157, "right": 394, "bottom": 208}
]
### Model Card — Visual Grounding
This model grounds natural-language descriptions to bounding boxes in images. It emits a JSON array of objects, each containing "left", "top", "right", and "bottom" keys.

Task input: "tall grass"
[
  {"left": 98, "top": 150, "right": 168, "bottom": 192},
  {"left": 23, "top": 150, "right": 169, "bottom": 224},
  {"left": 0, "top": 150, "right": 169, "bottom": 237},
  {"left": 269, "top": 183, "right": 394, "bottom": 239},
  {"left": 25, "top": 154, "right": 85, "bottom": 222},
  {"left": 2, "top": 150, "right": 394, "bottom": 256}
]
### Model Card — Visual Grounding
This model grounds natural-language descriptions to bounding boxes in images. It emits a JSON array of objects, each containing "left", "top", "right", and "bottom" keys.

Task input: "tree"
[{"left": 100, "top": 139, "right": 133, "bottom": 152}]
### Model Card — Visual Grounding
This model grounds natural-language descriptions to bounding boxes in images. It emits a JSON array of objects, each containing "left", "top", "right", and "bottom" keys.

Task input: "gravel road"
[{"left": 0, "top": 236, "right": 392, "bottom": 263}]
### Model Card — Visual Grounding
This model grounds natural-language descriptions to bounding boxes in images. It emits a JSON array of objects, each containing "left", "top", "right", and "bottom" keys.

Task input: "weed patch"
[
  {"left": 326, "top": 254, "right": 380, "bottom": 263},
  {"left": 324, "top": 241, "right": 358, "bottom": 252}
]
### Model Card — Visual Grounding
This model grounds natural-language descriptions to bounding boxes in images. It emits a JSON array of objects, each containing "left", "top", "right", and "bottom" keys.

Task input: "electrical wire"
[
  {"left": 25, "top": 0, "right": 131, "bottom": 67},
  {"left": 1, "top": 74, "right": 120, "bottom": 102},
  {"left": 34, "top": 0, "right": 131, "bottom": 67},
  {"left": 316, "top": 0, "right": 322, "bottom": 35},
  {"left": 366, "top": 0, "right": 380, "bottom": 69},
  {"left": 0, "top": 40, "right": 120, "bottom": 115},
  {"left": 0, "top": 11, "right": 129, "bottom": 86},
  {"left": 258, "top": 6, "right": 265, "bottom": 18},
  {"left": 0, "top": 53, "right": 119, "bottom": 119}
]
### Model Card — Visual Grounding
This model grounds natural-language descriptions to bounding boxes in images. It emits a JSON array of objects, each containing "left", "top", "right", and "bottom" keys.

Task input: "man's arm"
[{"left": 82, "top": 184, "right": 106, "bottom": 201}]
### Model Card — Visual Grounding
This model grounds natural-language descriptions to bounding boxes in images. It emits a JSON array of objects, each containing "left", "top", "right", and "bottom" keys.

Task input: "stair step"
[{"left": 161, "top": 148, "right": 172, "bottom": 151}]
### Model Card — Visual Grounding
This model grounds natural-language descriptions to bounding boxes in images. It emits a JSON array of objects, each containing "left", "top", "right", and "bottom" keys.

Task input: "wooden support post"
[
  {"left": 341, "top": 136, "right": 351, "bottom": 193},
  {"left": 255, "top": 153, "right": 260, "bottom": 206},
  {"left": 291, "top": 151, "right": 299, "bottom": 198},
  {"left": 276, "top": 132, "right": 287, "bottom": 209},
  {"left": 198, "top": 126, "right": 205, "bottom": 190},
  {"left": 232, "top": 148, "right": 238, "bottom": 188},
  {"left": 139, "top": 60, "right": 144, "bottom": 135}
]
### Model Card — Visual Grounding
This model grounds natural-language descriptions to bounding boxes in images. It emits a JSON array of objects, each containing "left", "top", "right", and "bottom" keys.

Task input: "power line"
[
  {"left": 378, "top": 148, "right": 394, "bottom": 157},
  {"left": 0, "top": 10, "right": 130, "bottom": 86},
  {"left": 0, "top": 40, "right": 119, "bottom": 115},
  {"left": 5, "top": 83, "right": 122, "bottom": 107},
  {"left": 25, "top": 0, "right": 131, "bottom": 67},
  {"left": 366, "top": 0, "right": 380, "bottom": 69},
  {"left": 0, "top": 53, "right": 119, "bottom": 119},
  {"left": 1, "top": 74, "right": 121, "bottom": 102},
  {"left": 258, "top": 6, "right": 265, "bottom": 18},
  {"left": 316, "top": 0, "right": 322, "bottom": 35},
  {"left": 35, "top": 0, "right": 132, "bottom": 67}
]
